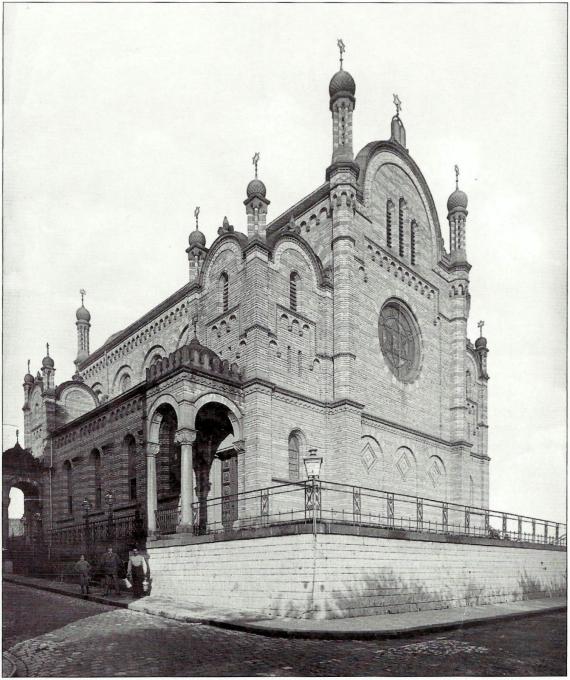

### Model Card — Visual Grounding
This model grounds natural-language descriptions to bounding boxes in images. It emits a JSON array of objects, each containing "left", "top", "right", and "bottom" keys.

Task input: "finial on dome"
[
  {"left": 252, "top": 152, "right": 260, "bottom": 179},
  {"left": 42, "top": 342, "right": 54, "bottom": 369},
  {"left": 478, "top": 320, "right": 484, "bottom": 337},
  {"left": 80, "top": 288, "right": 86, "bottom": 306},
  {"left": 337, "top": 38, "right": 345, "bottom": 69},
  {"left": 246, "top": 153, "right": 267, "bottom": 200},
  {"left": 194, "top": 206, "right": 200, "bottom": 230},
  {"left": 16, "top": 429, "right": 19, "bottom": 444},
  {"left": 447, "top": 164, "right": 468, "bottom": 213},
  {"left": 46, "top": 342, "right": 50, "bottom": 357},
  {"left": 27, "top": 359, "right": 30, "bottom": 374},
  {"left": 393, "top": 93, "right": 402, "bottom": 118},
  {"left": 455, "top": 164, "right": 460, "bottom": 190}
]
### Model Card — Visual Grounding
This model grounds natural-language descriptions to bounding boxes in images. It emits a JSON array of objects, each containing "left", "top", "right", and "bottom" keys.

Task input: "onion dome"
[
  {"left": 76, "top": 305, "right": 91, "bottom": 322},
  {"left": 188, "top": 226, "right": 206, "bottom": 247},
  {"left": 475, "top": 336, "right": 487, "bottom": 350},
  {"left": 447, "top": 188, "right": 468, "bottom": 213},
  {"left": 24, "top": 372, "right": 34, "bottom": 385},
  {"left": 246, "top": 178, "right": 267, "bottom": 199},
  {"left": 329, "top": 69, "right": 356, "bottom": 99}
]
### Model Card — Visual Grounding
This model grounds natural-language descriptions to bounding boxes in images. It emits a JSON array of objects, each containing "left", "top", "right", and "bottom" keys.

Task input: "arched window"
[
  {"left": 289, "top": 272, "right": 300, "bottom": 311},
  {"left": 220, "top": 272, "right": 229, "bottom": 312},
  {"left": 64, "top": 461, "right": 73, "bottom": 515},
  {"left": 124, "top": 435, "right": 137, "bottom": 501},
  {"left": 288, "top": 432, "right": 301, "bottom": 481},
  {"left": 158, "top": 408, "right": 180, "bottom": 497},
  {"left": 466, "top": 370, "right": 472, "bottom": 400},
  {"left": 120, "top": 373, "right": 131, "bottom": 393},
  {"left": 386, "top": 199, "right": 394, "bottom": 249},
  {"left": 399, "top": 198, "right": 406, "bottom": 258},
  {"left": 90, "top": 449, "right": 102, "bottom": 509},
  {"left": 410, "top": 219, "right": 417, "bottom": 265}
]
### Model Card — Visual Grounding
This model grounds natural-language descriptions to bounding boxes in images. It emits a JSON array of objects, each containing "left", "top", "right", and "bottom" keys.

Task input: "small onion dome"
[
  {"left": 188, "top": 227, "right": 206, "bottom": 247},
  {"left": 447, "top": 188, "right": 468, "bottom": 212},
  {"left": 24, "top": 372, "right": 34, "bottom": 384},
  {"left": 475, "top": 336, "right": 487, "bottom": 350},
  {"left": 42, "top": 354, "right": 54, "bottom": 369},
  {"left": 329, "top": 69, "right": 356, "bottom": 98},
  {"left": 76, "top": 305, "right": 91, "bottom": 322},
  {"left": 246, "top": 178, "right": 267, "bottom": 199}
]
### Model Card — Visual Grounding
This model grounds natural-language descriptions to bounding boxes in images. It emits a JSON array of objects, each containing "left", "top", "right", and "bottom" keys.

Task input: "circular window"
[{"left": 378, "top": 300, "right": 421, "bottom": 382}]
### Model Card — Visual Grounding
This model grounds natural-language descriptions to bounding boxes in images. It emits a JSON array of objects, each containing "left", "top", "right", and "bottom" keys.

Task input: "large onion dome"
[
  {"left": 76, "top": 305, "right": 91, "bottom": 322},
  {"left": 188, "top": 226, "right": 206, "bottom": 247},
  {"left": 447, "top": 188, "right": 468, "bottom": 213},
  {"left": 246, "top": 178, "right": 267, "bottom": 199}
]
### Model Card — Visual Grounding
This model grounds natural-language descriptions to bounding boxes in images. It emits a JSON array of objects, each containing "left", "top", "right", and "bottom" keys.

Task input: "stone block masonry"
[{"left": 147, "top": 529, "right": 566, "bottom": 620}]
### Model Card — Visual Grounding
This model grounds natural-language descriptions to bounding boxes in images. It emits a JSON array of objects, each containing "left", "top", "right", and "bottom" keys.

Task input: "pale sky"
[{"left": 3, "top": 3, "right": 567, "bottom": 522}]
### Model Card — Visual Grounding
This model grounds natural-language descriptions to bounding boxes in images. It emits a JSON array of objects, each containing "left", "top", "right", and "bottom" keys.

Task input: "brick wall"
[{"left": 147, "top": 531, "right": 566, "bottom": 620}]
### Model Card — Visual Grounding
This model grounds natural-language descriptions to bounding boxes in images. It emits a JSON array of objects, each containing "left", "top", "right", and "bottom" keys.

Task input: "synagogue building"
[{"left": 7, "top": 47, "right": 491, "bottom": 560}]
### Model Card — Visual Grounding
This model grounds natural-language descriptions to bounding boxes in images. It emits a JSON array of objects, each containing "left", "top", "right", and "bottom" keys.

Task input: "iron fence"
[{"left": 167, "top": 479, "right": 567, "bottom": 546}]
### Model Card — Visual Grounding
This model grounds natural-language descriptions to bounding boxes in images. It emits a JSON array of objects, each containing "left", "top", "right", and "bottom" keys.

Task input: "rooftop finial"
[
  {"left": 337, "top": 38, "right": 345, "bottom": 69},
  {"left": 252, "top": 152, "right": 260, "bottom": 179},
  {"left": 194, "top": 206, "right": 200, "bottom": 230},
  {"left": 393, "top": 93, "right": 402, "bottom": 117},
  {"left": 454, "top": 164, "right": 460, "bottom": 190},
  {"left": 27, "top": 359, "right": 30, "bottom": 374},
  {"left": 16, "top": 429, "right": 19, "bottom": 444},
  {"left": 80, "top": 288, "right": 86, "bottom": 306},
  {"left": 46, "top": 342, "right": 50, "bottom": 357},
  {"left": 478, "top": 320, "right": 485, "bottom": 337}
]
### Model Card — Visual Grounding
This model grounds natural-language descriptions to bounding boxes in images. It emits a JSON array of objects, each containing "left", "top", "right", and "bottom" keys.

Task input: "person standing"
[
  {"left": 101, "top": 546, "right": 122, "bottom": 596},
  {"left": 75, "top": 554, "right": 91, "bottom": 595},
  {"left": 126, "top": 547, "right": 148, "bottom": 597}
]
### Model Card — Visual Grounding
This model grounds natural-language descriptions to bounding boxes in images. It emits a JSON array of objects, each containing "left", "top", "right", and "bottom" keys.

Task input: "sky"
[{"left": 3, "top": 3, "right": 566, "bottom": 522}]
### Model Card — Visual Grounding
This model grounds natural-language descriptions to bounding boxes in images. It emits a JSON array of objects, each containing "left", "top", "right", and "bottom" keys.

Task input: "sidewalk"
[{"left": 4, "top": 573, "right": 566, "bottom": 641}]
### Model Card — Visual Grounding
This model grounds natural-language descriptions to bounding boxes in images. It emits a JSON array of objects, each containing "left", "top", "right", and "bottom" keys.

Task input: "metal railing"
[
  {"left": 151, "top": 479, "right": 566, "bottom": 547},
  {"left": 48, "top": 509, "right": 144, "bottom": 546}
]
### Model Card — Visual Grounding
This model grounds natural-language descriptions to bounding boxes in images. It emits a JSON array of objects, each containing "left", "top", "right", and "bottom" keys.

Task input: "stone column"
[
  {"left": 175, "top": 428, "right": 197, "bottom": 531},
  {"left": 146, "top": 442, "right": 160, "bottom": 534}
]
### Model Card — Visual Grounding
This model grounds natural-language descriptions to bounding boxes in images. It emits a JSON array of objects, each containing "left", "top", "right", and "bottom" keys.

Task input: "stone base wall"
[{"left": 146, "top": 529, "right": 567, "bottom": 620}]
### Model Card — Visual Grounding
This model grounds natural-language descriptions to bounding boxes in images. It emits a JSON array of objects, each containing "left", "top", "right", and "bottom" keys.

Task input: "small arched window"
[
  {"left": 289, "top": 272, "right": 300, "bottom": 311},
  {"left": 466, "top": 370, "right": 472, "bottom": 400},
  {"left": 399, "top": 198, "right": 406, "bottom": 258},
  {"left": 220, "top": 272, "right": 229, "bottom": 312},
  {"left": 120, "top": 374, "right": 131, "bottom": 393},
  {"left": 90, "top": 449, "right": 102, "bottom": 509},
  {"left": 386, "top": 199, "right": 394, "bottom": 249},
  {"left": 64, "top": 461, "right": 73, "bottom": 515},
  {"left": 288, "top": 432, "right": 301, "bottom": 481}
]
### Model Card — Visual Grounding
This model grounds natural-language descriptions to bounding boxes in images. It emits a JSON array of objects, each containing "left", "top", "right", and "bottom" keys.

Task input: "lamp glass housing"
[{"left": 303, "top": 448, "right": 323, "bottom": 479}]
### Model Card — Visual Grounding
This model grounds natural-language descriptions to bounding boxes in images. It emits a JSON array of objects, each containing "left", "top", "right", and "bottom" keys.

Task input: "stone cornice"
[
  {"left": 266, "top": 183, "right": 330, "bottom": 235},
  {"left": 79, "top": 280, "right": 200, "bottom": 369}
]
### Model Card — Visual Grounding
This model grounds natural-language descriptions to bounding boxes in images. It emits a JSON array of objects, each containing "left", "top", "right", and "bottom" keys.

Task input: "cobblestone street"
[{"left": 3, "top": 583, "right": 567, "bottom": 676}]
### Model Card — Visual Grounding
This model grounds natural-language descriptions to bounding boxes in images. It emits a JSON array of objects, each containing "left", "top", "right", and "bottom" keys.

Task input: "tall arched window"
[
  {"left": 386, "top": 199, "right": 394, "bottom": 249},
  {"left": 124, "top": 435, "right": 137, "bottom": 501},
  {"left": 64, "top": 461, "right": 73, "bottom": 515},
  {"left": 288, "top": 432, "right": 301, "bottom": 481},
  {"left": 220, "top": 272, "right": 229, "bottom": 312},
  {"left": 399, "top": 198, "right": 406, "bottom": 257},
  {"left": 158, "top": 408, "right": 180, "bottom": 497},
  {"left": 90, "top": 449, "right": 102, "bottom": 509},
  {"left": 289, "top": 272, "right": 299, "bottom": 311},
  {"left": 466, "top": 370, "right": 472, "bottom": 400},
  {"left": 410, "top": 220, "right": 417, "bottom": 265}
]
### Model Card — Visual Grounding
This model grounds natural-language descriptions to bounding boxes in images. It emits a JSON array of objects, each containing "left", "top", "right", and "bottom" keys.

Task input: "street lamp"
[{"left": 303, "top": 448, "right": 323, "bottom": 536}]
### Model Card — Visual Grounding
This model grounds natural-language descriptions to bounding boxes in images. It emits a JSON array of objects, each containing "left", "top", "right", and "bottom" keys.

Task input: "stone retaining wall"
[{"left": 147, "top": 529, "right": 566, "bottom": 620}]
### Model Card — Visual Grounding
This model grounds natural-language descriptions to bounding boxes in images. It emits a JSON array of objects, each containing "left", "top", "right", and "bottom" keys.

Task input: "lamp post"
[
  {"left": 82, "top": 498, "right": 91, "bottom": 552},
  {"left": 303, "top": 448, "right": 323, "bottom": 537},
  {"left": 105, "top": 490, "right": 115, "bottom": 542}
]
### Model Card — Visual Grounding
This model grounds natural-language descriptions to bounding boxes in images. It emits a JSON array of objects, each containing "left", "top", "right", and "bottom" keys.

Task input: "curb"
[
  {"left": 209, "top": 604, "right": 568, "bottom": 641},
  {"left": 4, "top": 576, "right": 567, "bottom": 642}
]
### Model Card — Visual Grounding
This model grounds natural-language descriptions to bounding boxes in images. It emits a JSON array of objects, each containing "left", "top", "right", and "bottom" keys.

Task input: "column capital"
[
  {"left": 175, "top": 428, "right": 197, "bottom": 446},
  {"left": 146, "top": 442, "right": 160, "bottom": 457}
]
